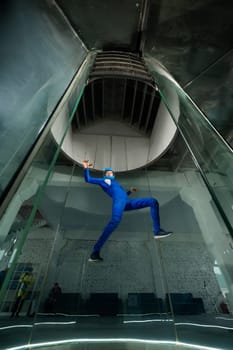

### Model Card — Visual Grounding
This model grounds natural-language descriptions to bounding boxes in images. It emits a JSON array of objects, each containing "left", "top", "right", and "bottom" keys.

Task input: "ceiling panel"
[{"left": 56, "top": 0, "right": 144, "bottom": 51}]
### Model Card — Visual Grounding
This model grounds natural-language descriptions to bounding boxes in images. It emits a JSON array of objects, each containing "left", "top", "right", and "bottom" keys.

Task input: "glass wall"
[
  {"left": 1, "top": 58, "right": 233, "bottom": 350},
  {"left": 0, "top": 54, "right": 92, "bottom": 348},
  {"left": 1, "top": 128, "right": 233, "bottom": 349},
  {"left": 145, "top": 56, "right": 233, "bottom": 238},
  {"left": 146, "top": 136, "right": 233, "bottom": 349},
  {"left": 0, "top": 0, "right": 88, "bottom": 202}
]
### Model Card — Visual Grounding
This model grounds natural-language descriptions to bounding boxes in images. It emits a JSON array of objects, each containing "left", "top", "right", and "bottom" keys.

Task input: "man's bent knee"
[
  {"left": 150, "top": 198, "right": 158, "bottom": 205},
  {"left": 108, "top": 215, "right": 122, "bottom": 229}
]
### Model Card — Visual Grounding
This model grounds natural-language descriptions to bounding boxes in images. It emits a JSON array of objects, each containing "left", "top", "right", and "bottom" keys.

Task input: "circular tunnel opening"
[{"left": 51, "top": 51, "right": 178, "bottom": 171}]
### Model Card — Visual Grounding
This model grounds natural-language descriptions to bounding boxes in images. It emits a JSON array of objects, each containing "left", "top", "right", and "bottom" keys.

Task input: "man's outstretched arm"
[{"left": 82, "top": 160, "right": 103, "bottom": 185}]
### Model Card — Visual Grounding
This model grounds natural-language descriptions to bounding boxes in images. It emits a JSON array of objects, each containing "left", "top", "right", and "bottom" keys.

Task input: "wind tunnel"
[
  {"left": 1, "top": 1, "right": 233, "bottom": 350},
  {"left": 51, "top": 51, "right": 177, "bottom": 171}
]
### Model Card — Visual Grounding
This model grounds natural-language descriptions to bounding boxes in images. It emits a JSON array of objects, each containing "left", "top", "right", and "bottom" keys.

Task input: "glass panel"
[
  {"left": 144, "top": 1, "right": 233, "bottom": 86},
  {"left": 0, "top": 57, "right": 90, "bottom": 349},
  {"left": 2, "top": 56, "right": 233, "bottom": 350},
  {"left": 145, "top": 56, "right": 233, "bottom": 237},
  {"left": 185, "top": 50, "right": 233, "bottom": 141},
  {"left": 2, "top": 115, "right": 233, "bottom": 349},
  {"left": 26, "top": 161, "right": 176, "bottom": 347},
  {"left": 0, "top": 0, "right": 88, "bottom": 202},
  {"left": 147, "top": 136, "right": 233, "bottom": 350}
]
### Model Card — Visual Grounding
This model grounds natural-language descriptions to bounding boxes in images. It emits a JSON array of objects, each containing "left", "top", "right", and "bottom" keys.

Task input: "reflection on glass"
[
  {"left": 146, "top": 135, "right": 233, "bottom": 348},
  {"left": 2, "top": 134, "right": 233, "bottom": 349},
  {"left": 145, "top": 56, "right": 233, "bottom": 236},
  {"left": 1, "top": 59, "right": 233, "bottom": 350},
  {"left": 0, "top": 0, "right": 88, "bottom": 207}
]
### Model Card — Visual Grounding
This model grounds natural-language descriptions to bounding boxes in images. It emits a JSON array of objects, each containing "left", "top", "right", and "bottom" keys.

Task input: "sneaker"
[
  {"left": 88, "top": 252, "right": 103, "bottom": 262},
  {"left": 154, "top": 229, "right": 172, "bottom": 239}
]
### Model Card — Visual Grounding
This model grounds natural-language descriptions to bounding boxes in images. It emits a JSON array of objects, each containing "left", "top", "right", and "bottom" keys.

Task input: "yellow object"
[{"left": 17, "top": 272, "right": 34, "bottom": 299}]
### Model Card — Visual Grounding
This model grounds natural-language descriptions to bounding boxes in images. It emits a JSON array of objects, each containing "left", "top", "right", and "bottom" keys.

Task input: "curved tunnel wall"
[{"left": 51, "top": 60, "right": 179, "bottom": 171}]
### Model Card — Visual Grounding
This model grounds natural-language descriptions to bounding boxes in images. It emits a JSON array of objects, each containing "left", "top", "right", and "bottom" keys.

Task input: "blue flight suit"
[{"left": 84, "top": 168, "right": 161, "bottom": 253}]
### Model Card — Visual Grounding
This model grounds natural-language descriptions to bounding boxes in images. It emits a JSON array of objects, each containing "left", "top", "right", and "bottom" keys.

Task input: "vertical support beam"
[
  {"left": 75, "top": 111, "right": 80, "bottom": 130},
  {"left": 102, "top": 79, "right": 105, "bottom": 119},
  {"left": 82, "top": 93, "right": 87, "bottom": 126},
  {"left": 91, "top": 82, "right": 95, "bottom": 120},
  {"left": 144, "top": 90, "right": 155, "bottom": 132},
  {"left": 130, "top": 80, "right": 138, "bottom": 124},
  {"left": 138, "top": 84, "right": 147, "bottom": 127},
  {"left": 137, "top": 0, "right": 150, "bottom": 53},
  {"left": 111, "top": 78, "right": 116, "bottom": 117},
  {"left": 121, "top": 78, "right": 127, "bottom": 120}
]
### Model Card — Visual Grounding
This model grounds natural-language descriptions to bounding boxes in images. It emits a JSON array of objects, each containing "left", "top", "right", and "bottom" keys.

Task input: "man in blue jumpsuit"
[{"left": 83, "top": 160, "right": 172, "bottom": 262}]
